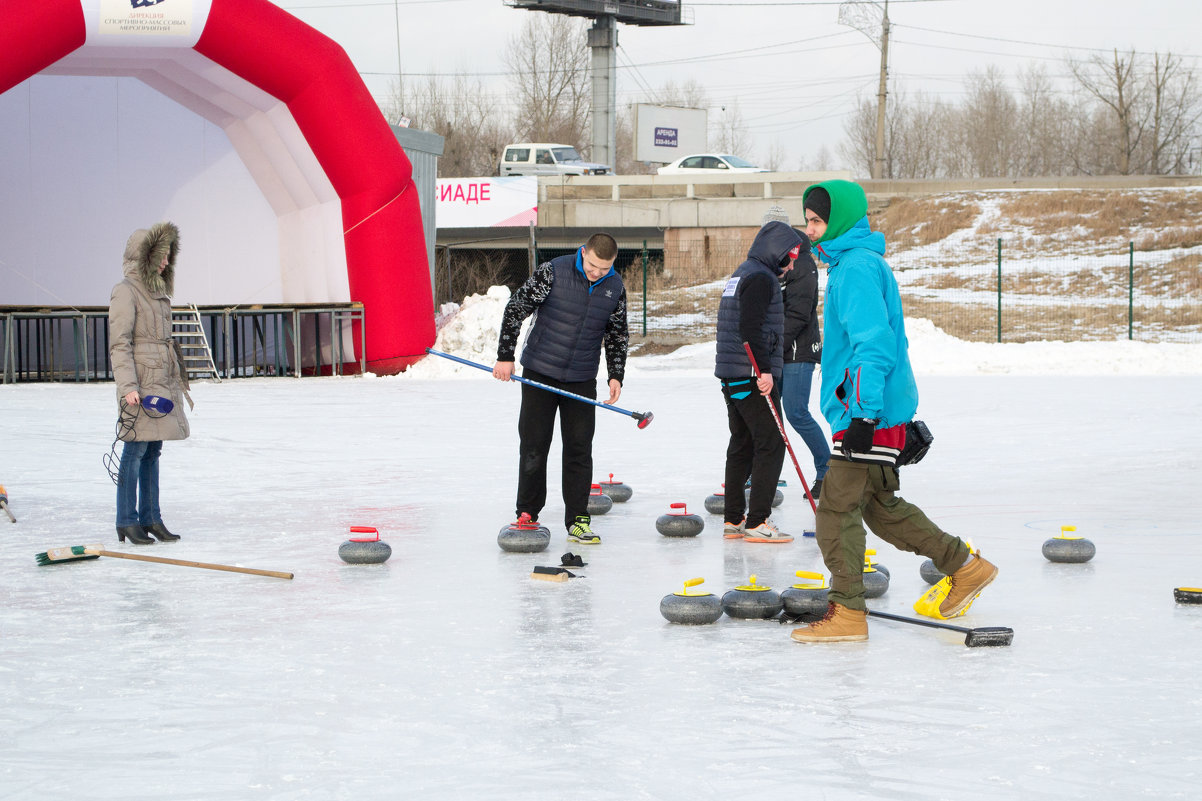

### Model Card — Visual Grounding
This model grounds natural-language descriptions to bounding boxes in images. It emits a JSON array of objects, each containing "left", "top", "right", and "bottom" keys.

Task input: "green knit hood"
[{"left": 802, "top": 179, "right": 868, "bottom": 244}]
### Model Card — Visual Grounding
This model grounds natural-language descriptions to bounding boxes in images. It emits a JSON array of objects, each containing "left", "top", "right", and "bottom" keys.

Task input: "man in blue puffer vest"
[
  {"left": 715, "top": 220, "right": 802, "bottom": 543},
  {"left": 789, "top": 180, "right": 999, "bottom": 643},
  {"left": 493, "top": 233, "right": 628, "bottom": 544}
]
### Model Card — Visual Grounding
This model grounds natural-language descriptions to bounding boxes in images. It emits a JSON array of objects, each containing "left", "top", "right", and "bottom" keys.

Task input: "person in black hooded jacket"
[
  {"left": 714, "top": 220, "right": 803, "bottom": 543},
  {"left": 769, "top": 207, "right": 830, "bottom": 500}
]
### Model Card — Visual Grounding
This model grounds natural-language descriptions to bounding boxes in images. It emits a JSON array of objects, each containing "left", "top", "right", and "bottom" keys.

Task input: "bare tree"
[
  {"left": 504, "top": 14, "right": 591, "bottom": 153},
  {"left": 761, "top": 138, "right": 786, "bottom": 171},
  {"left": 1014, "top": 63, "right": 1075, "bottom": 177},
  {"left": 711, "top": 101, "right": 750, "bottom": 156},
  {"left": 1069, "top": 49, "right": 1147, "bottom": 175},
  {"left": 840, "top": 96, "right": 877, "bottom": 176},
  {"left": 383, "top": 75, "right": 513, "bottom": 177},
  {"left": 959, "top": 66, "right": 1020, "bottom": 177},
  {"left": 1146, "top": 51, "right": 1202, "bottom": 174},
  {"left": 891, "top": 89, "right": 950, "bottom": 178},
  {"left": 808, "top": 144, "right": 835, "bottom": 172},
  {"left": 613, "top": 102, "right": 660, "bottom": 175},
  {"left": 655, "top": 78, "right": 709, "bottom": 110}
]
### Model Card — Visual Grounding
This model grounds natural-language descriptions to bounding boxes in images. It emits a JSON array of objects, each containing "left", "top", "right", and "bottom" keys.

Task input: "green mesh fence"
[{"left": 618, "top": 237, "right": 1202, "bottom": 345}]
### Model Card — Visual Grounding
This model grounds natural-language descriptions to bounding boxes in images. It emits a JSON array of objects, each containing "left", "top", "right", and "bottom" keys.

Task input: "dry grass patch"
[
  {"left": 1137, "top": 228, "right": 1202, "bottom": 250},
  {"left": 997, "top": 190, "right": 1202, "bottom": 241},
  {"left": 1136, "top": 253, "right": 1202, "bottom": 297},
  {"left": 872, "top": 196, "right": 981, "bottom": 248}
]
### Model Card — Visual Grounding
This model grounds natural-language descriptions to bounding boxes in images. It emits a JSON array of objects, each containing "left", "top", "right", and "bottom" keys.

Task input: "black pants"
[
  {"left": 516, "top": 368, "right": 597, "bottom": 531},
  {"left": 722, "top": 382, "right": 786, "bottom": 528}
]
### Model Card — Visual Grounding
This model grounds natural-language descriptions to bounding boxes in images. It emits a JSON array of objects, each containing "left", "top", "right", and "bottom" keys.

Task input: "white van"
[{"left": 498, "top": 143, "right": 611, "bottom": 177}]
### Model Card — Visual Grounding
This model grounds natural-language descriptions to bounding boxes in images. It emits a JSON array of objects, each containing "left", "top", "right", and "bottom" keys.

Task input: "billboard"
[
  {"left": 435, "top": 177, "right": 538, "bottom": 228},
  {"left": 634, "top": 104, "right": 707, "bottom": 164}
]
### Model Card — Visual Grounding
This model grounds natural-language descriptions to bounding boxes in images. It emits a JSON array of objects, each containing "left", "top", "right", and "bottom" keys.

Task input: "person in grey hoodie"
[{"left": 109, "top": 222, "right": 191, "bottom": 545}]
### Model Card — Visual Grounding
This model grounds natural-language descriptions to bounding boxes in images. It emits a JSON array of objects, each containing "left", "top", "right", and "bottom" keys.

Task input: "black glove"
[{"left": 842, "top": 418, "right": 877, "bottom": 455}]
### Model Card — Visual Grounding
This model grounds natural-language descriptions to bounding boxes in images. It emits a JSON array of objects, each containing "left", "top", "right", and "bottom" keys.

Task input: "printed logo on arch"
[{"left": 99, "top": 0, "right": 193, "bottom": 37}]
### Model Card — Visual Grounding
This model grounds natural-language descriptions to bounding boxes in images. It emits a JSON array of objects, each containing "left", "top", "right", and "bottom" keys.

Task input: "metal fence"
[
  {"left": 613, "top": 238, "right": 1202, "bottom": 345},
  {"left": 2, "top": 304, "right": 364, "bottom": 383}
]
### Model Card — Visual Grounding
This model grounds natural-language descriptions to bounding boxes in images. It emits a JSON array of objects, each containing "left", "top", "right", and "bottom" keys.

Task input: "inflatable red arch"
[{"left": 0, "top": 0, "right": 434, "bottom": 373}]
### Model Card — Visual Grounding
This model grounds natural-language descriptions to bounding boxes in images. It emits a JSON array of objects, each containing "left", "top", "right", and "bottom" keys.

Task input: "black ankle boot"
[
  {"left": 144, "top": 522, "right": 180, "bottom": 542},
  {"left": 117, "top": 525, "right": 154, "bottom": 545}
]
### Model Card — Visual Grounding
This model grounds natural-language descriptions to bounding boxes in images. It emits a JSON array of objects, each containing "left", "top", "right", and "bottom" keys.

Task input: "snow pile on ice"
[{"left": 403, "top": 286, "right": 531, "bottom": 378}]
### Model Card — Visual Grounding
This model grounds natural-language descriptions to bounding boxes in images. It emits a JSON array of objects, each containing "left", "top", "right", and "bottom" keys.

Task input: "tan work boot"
[
  {"left": 790, "top": 603, "right": 868, "bottom": 642},
  {"left": 939, "top": 554, "right": 998, "bottom": 618}
]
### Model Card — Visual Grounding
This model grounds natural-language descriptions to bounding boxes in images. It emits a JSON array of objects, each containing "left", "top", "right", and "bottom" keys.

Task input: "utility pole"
[
  {"left": 873, "top": 0, "right": 889, "bottom": 180},
  {"left": 839, "top": 0, "right": 891, "bottom": 179}
]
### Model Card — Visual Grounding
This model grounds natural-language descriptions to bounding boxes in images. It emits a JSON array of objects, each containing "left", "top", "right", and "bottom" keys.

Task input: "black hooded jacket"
[
  {"left": 714, "top": 221, "right": 803, "bottom": 382},
  {"left": 780, "top": 232, "right": 822, "bottom": 364}
]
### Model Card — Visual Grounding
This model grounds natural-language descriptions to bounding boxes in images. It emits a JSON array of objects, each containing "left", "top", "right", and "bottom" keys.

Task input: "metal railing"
[{"left": 1, "top": 303, "right": 365, "bottom": 383}]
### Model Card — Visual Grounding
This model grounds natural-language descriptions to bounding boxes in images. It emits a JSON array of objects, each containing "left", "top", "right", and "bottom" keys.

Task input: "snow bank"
[
  {"left": 398, "top": 286, "right": 1202, "bottom": 378},
  {"left": 402, "top": 286, "right": 530, "bottom": 379}
]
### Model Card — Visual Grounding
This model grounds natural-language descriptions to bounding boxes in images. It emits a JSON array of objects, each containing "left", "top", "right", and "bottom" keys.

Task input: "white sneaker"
[{"left": 743, "top": 520, "right": 793, "bottom": 544}]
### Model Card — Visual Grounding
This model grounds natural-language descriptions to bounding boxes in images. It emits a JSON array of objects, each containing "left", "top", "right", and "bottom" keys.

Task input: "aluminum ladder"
[{"left": 171, "top": 304, "right": 221, "bottom": 382}]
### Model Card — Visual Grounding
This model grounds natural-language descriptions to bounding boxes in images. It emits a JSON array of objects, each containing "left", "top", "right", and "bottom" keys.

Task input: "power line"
[{"left": 893, "top": 23, "right": 1202, "bottom": 60}]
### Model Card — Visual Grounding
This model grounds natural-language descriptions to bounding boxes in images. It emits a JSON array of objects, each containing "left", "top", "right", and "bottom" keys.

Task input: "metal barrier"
[{"left": 1, "top": 303, "right": 365, "bottom": 383}]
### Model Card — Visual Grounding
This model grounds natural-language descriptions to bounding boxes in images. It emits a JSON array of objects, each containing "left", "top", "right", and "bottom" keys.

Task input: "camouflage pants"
[{"left": 816, "top": 459, "right": 970, "bottom": 611}]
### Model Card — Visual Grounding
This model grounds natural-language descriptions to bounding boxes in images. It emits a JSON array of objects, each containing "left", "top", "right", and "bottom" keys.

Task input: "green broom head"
[{"left": 35, "top": 545, "right": 102, "bottom": 566}]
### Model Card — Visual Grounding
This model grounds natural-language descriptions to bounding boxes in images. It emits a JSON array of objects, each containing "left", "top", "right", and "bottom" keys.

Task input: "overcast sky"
[{"left": 274, "top": 0, "right": 1202, "bottom": 172}]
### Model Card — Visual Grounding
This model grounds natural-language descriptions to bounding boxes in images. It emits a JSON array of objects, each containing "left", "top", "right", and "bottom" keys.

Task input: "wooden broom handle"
[{"left": 96, "top": 549, "right": 293, "bottom": 579}]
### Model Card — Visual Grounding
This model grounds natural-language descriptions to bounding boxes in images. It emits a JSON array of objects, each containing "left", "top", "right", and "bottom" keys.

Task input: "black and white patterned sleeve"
[
  {"left": 604, "top": 288, "right": 629, "bottom": 384},
  {"left": 496, "top": 262, "right": 554, "bottom": 362}
]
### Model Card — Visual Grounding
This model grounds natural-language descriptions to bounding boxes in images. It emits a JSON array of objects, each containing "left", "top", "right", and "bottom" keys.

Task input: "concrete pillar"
[{"left": 588, "top": 16, "right": 617, "bottom": 170}]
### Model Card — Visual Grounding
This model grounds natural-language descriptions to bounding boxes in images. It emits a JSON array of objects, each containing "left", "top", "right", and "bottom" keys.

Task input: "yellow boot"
[{"left": 790, "top": 603, "right": 868, "bottom": 643}]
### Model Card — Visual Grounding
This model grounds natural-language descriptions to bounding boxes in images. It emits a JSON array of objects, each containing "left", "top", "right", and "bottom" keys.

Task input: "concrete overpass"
[{"left": 436, "top": 171, "right": 1202, "bottom": 252}]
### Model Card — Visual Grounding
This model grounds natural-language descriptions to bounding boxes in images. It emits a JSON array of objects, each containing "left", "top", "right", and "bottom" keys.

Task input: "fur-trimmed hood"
[{"left": 122, "top": 222, "right": 180, "bottom": 297}]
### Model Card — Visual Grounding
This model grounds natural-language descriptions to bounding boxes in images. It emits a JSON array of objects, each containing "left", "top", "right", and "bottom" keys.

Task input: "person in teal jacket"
[{"left": 790, "top": 180, "right": 999, "bottom": 644}]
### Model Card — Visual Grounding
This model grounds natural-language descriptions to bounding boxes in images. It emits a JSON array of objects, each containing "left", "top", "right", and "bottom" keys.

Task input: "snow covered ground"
[{"left": 2, "top": 311, "right": 1201, "bottom": 799}]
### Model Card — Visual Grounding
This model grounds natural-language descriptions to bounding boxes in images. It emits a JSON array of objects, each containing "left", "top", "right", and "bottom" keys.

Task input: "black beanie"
[{"left": 804, "top": 187, "right": 831, "bottom": 223}]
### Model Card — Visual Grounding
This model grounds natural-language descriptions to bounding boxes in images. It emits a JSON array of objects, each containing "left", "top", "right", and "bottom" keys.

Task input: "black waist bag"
[{"left": 897, "top": 420, "right": 934, "bottom": 466}]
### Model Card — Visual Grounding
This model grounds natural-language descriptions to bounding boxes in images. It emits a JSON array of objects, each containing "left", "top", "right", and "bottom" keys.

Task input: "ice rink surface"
[{"left": 2, "top": 343, "right": 1201, "bottom": 799}]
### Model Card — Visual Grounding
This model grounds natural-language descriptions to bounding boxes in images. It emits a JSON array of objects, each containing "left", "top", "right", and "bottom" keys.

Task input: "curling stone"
[
  {"left": 656, "top": 502, "right": 705, "bottom": 538},
  {"left": 597, "top": 473, "right": 632, "bottom": 503},
  {"left": 1042, "top": 525, "right": 1095, "bottom": 563},
  {"left": 704, "top": 485, "right": 726, "bottom": 515},
  {"left": 660, "top": 577, "right": 724, "bottom": 624},
  {"left": 721, "top": 574, "right": 783, "bottom": 620},
  {"left": 338, "top": 526, "right": 392, "bottom": 564},
  {"left": 781, "top": 571, "right": 830, "bottom": 617},
  {"left": 865, "top": 549, "right": 890, "bottom": 579},
  {"left": 497, "top": 514, "right": 551, "bottom": 553},
  {"left": 919, "top": 559, "right": 946, "bottom": 585},
  {"left": 586, "top": 484, "right": 613, "bottom": 516},
  {"left": 862, "top": 559, "right": 889, "bottom": 599},
  {"left": 1174, "top": 587, "right": 1202, "bottom": 605},
  {"left": 745, "top": 487, "right": 784, "bottom": 508}
]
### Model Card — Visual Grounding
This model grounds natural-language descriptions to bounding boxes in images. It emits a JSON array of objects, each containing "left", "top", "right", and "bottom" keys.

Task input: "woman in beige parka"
[{"left": 109, "top": 222, "right": 192, "bottom": 545}]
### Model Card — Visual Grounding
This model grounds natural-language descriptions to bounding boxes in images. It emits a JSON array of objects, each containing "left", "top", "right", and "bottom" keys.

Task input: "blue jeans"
[
  {"left": 781, "top": 362, "right": 830, "bottom": 481},
  {"left": 116, "top": 440, "right": 163, "bottom": 527}
]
